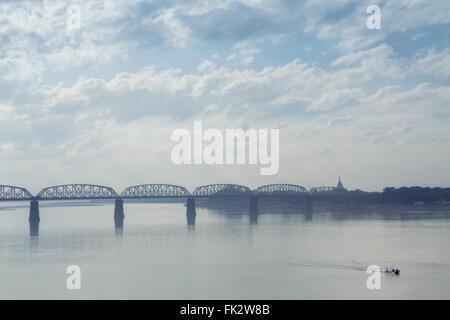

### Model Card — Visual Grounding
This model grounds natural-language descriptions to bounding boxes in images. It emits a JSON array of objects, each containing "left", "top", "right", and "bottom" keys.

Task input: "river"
[{"left": 1, "top": 200, "right": 449, "bottom": 299}]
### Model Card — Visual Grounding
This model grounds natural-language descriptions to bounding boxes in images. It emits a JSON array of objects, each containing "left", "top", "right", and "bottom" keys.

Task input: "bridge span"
[
  {"left": 36, "top": 184, "right": 119, "bottom": 200},
  {"left": 0, "top": 185, "right": 33, "bottom": 201},
  {"left": 121, "top": 184, "right": 190, "bottom": 199}
]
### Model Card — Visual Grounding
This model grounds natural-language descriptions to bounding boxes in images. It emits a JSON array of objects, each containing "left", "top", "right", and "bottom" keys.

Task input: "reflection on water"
[
  {"left": 114, "top": 199, "right": 125, "bottom": 230},
  {"left": 29, "top": 220, "right": 39, "bottom": 237},
  {"left": 186, "top": 197, "right": 196, "bottom": 226},
  {"left": 0, "top": 200, "right": 450, "bottom": 299},
  {"left": 29, "top": 200, "right": 40, "bottom": 237}
]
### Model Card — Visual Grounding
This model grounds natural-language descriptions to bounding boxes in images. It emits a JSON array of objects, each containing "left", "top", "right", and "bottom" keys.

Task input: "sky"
[{"left": 0, "top": 0, "right": 449, "bottom": 194}]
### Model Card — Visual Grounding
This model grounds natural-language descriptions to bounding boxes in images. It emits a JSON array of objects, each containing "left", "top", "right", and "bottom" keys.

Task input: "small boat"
[{"left": 383, "top": 268, "right": 400, "bottom": 275}]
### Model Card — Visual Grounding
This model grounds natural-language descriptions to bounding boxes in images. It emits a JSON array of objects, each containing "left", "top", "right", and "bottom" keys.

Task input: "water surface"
[{"left": 1, "top": 200, "right": 449, "bottom": 299}]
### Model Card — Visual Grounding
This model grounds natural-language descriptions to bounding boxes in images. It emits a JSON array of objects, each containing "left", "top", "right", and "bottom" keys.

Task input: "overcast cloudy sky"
[{"left": 0, "top": 0, "right": 449, "bottom": 193}]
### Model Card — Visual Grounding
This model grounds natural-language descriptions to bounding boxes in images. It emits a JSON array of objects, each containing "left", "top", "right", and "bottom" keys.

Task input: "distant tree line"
[{"left": 380, "top": 187, "right": 450, "bottom": 205}]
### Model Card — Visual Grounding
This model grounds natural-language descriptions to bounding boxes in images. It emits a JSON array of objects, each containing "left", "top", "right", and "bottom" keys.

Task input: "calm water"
[{"left": 1, "top": 200, "right": 450, "bottom": 299}]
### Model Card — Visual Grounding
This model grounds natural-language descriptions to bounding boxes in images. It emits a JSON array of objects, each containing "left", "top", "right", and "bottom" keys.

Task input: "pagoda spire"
[{"left": 337, "top": 176, "right": 344, "bottom": 189}]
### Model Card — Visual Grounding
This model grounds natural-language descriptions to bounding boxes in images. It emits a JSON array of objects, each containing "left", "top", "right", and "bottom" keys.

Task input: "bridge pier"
[
  {"left": 249, "top": 195, "right": 258, "bottom": 224},
  {"left": 114, "top": 199, "right": 124, "bottom": 229},
  {"left": 29, "top": 200, "right": 40, "bottom": 236},
  {"left": 186, "top": 196, "right": 196, "bottom": 226}
]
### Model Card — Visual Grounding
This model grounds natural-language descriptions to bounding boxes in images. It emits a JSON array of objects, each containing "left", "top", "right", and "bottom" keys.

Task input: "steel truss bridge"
[
  {"left": 121, "top": 184, "right": 190, "bottom": 199},
  {"left": 0, "top": 183, "right": 342, "bottom": 233},
  {"left": 0, "top": 183, "right": 345, "bottom": 201},
  {"left": 256, "top": 184, "right": 309, "bottom": 197},
  {"left": 192, "top": 184, "right": 253, "bottom": 197},
  {"left": 0, "top": 185, "right": 33, "bottom": 201},
  {"left": 37, "top": 184, "right": 119, "bottom": 200}
]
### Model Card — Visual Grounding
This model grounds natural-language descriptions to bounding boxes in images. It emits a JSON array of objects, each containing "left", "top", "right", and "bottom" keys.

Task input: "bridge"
[
  {"left": 0, "top": 183, "right": 343, "bottom": 234},
  {"left": 255, "top": 184, "right": 309, "bottom": 197},
  {"left": 0, "top": 185, "right": 33, "bottom": 201},
  {"left": 36, "top": 184, "right": 119, "bottom": 200},
  {"left": 121, "top": 184, "right": 190, "bottom": 199},
  {"left": 0, "top": 183, "right": 340, "bottom": 202},
  {"left": 192, "top": 184, "right": 253, "bottom": 197}
]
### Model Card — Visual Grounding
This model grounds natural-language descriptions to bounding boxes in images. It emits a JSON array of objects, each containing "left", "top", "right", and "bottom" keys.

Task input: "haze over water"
[{"left": 1, "top": 201, "right": 450, "bottom": 299}]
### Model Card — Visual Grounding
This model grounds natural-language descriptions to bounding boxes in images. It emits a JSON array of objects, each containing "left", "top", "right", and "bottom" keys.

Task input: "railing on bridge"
[
  {"left": 121, "top": 184, "right": 191, "bottom": 199},
  {"left": 36, "top": 184, "right": 119, "bottom": 200},
  {"left": 192, "top": 184, "right": 253, "bottom": 197},
  {"left": 0, "top": 185, "right": 33, "bottom": 201},
  {"left": 255, "top": 184, "right": 308, "bottom": 197}
]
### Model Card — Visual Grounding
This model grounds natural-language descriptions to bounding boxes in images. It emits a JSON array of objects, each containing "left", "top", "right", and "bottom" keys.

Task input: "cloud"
[
  {"left": 327, "top": 116, "right": 353, "bottom": 127},
  {"left": 197, "top": 59, "right": 216, "bottom": 72},
  {"left": 1, "top": 0, "right": 449, "bottom": 190},
  {"left": 410, "top": 48, "right": 450, "bottom": 78},
  {"left": 3, "top": 44, "right": 448, "bottom": 166},
  {"left": 0, "top": 0, "right": 448, "bottom": 89}
]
